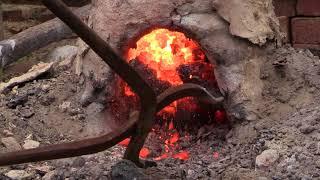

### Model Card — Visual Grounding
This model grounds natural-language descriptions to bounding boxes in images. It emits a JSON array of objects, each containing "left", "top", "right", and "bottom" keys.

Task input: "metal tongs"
[{"left": 0, "top": 0, "right": 224, "bottom": 167}]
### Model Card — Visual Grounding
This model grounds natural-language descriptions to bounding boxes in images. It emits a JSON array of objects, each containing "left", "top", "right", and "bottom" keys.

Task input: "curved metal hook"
[
  {"left": 0, "top": 83, "right": 224, "bottom": 166},
  {"left": 157, "top": 83, "right": 224, "bottom": 112}
]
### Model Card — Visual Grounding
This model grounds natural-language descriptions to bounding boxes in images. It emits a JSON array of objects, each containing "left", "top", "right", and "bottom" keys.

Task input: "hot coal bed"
[{"left": 111, "top": 28, "right": 228, "bottom": 161}]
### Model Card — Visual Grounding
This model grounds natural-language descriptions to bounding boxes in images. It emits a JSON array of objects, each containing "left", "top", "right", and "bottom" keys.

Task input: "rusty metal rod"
[
  {"left": 41, "top": 0, "right": 154, "bottom": 99},
  {"left": 157, "top": 83, "right": 224, "bottom": 112},
  {"left": 41, "top": 0, "right": 157, "bottom": 164},
  {"left": 0, "top": 115, "right": 136, "bottom": 166}
]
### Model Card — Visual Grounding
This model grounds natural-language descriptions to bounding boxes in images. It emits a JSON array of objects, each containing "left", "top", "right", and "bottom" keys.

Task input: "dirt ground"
[
  {"left": 0, "top": 43, "right": 319, "bottom": 179},
  {"left": 0, "top": 9, "right": 320, "bottom": 180}
]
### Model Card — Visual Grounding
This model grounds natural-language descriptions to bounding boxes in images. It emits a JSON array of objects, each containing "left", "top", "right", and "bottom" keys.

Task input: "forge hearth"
[
  {"left": 112, "top": 28, "right": 227, "bottom": 161},
  {"left": 112, "top": 28, "right": 225, "bottom": 131}
]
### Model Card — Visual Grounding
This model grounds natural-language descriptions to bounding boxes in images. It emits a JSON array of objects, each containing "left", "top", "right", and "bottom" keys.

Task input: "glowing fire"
[
  {"left": 119, "top": 28, "right": 223, "bottom": 161},
  {"left": 125, "top": 28, "right": 205, "bottom": 96},
  {"left": 119, "top": 138, "right": 150, "bottom": 159}
]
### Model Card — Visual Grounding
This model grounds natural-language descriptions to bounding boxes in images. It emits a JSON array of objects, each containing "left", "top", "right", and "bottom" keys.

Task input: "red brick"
[
  {"left": 278, "top": 16, "right": 290, "bottom": 43},
  {"left": 293, "top": 44, "right": 320, "bottom": 50},
  {"left": 273, "top": 0, "right": 297, "bottom": 17},
  {"left": 291, "top": 17, "right": 320, "bottom": 45},
  {"left": 297, "top": 0, "right": 320, "bottom": 16}
]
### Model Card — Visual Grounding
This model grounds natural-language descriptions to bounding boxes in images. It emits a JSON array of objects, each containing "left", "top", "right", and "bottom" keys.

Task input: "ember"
[
  {"left": 126, "top": 28, "right": 205, "bottom": 86},
  {"left": 119, "top": 138, "right": 150, "bottom": 159},
  {"left": 121, "top": 28, "right": 225, "bottom": 161}
]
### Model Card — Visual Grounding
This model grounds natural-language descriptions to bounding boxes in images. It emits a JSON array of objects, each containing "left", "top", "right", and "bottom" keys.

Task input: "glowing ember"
[
  {"left": 213, "top": 152, "right": 219, "bottom": 159},
  {"left": 172, "top": 151, "right": 190, "bottom": 160},
  {"left": 122, "top": 28, "right": 223, "bottom": 161},
  {"left": 118, "top": 138, "right": 150, "bottom": 159},
  {"left": 127, "top": 28, "right": 205, "bottom": 86},
  {"left": 153, "top": 153, "right": 169, "bottom": 161},
  {"left": 215, "top": 110, "right": 226, "bottom": 123},
  {"left": 139, "top": 147, "right": 150, "bottom": 158},
  {"left": 118, "top": 138, "right": 130, "bottom": 146},
  {"left": 168, "top": 132, "right": 179, "bottom": 144}
]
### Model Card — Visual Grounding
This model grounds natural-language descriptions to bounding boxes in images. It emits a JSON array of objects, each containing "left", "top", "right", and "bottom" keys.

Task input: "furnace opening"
[{"left": 119, "top": 28, "right": 227, "bottom": 160}]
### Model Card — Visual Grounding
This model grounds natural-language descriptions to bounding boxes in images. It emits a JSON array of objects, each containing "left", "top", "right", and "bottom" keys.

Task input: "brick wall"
[{"left": 273, "top": 0, "right": 320, "bottom": 50}]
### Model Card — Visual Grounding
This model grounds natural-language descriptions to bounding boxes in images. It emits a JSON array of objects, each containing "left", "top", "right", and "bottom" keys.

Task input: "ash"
[{"left": 0, "top": 47, "right": 319, "bottom": 179}]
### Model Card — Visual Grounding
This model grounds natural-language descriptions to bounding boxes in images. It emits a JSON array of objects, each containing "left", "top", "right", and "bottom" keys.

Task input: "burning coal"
[{"left": 119, "top": 28, "right": 226, "bottom": 161}]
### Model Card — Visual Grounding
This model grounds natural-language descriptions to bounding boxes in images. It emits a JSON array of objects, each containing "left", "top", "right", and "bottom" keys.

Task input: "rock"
[
  {"left": 49, "top": 45, "right": 78, "bottom": 62},
  {"left": 299, "top": 125, "right": 316, "bottom": 134},
  {"left": 39, "top": 94, "right": 56, "bottom": 106},
  {"left": 72, "top": 157, "right": 86, "bottom": 167},
  {"left": 111, "top": 160, "right": 148, "bottom": 180},
  {"left": 177, "top": 0, "right": 212, "bottom": 15},
  {"left": 41, "top": 84, "right": 51, "bottom": 92},
  {"left": 80, "top": 82, "right": 95, "bottom": 107},
  {"left": 0, "top": 62, "right": 54, "bottom": 94},
  {"left": 59, "top": 101, "right": 71, "bottom": 113},
  {"left": 5, "top": 170, "right": 32, "bottom": 180},
  {"left": 23, "top": 139, "right": 40, "bottom": 149},
  {"left": 1, "top": 137, "right": 21, "bottom": 151},
  {"left": 0, "top": 174, "right": 11, "bottom": 180},
  {"left": 213, "top": 0, "right": 280, "bottom": 45},
  {"left": 316, "top": 142, "right": 320, "bottom": 155},
  {"left": 50, "top": 45, "right": 78, "bottom": 70},
  {"left": 86, "top": 102, "right": 105, "bottom": 114},
  {"left": 180, "top": 13, "right": 226, "bottom": 36},
  {"left": 256, "top": 149, "right": 279, "bottom": 168},
  {"left": 20, "top": 108, "right": 35, "bottom": 118},
  {"left": 258, "top": 177, "right": 269, "bottom": 180},
  {"left": 316, "top": 159, "right": 320, "bottom": 169},
  {"left": 42, "top": 171, "right": 60, "bottom": 180},
  {"left": 3, "top": 130, "right": 13, "bottom": 137},
  {"left": 68, "top": 108, "right": 83, "bottom": 116},
  {"left": 0, "top": 113, "right": 6, "bottom": 121},
  {"left": 187, "top": 169, "right": 195, "bottom": 179},
  {"left": 6, "top": 94, "right": 28, "bottom": 109},
  {"left": 33, "top": 165, "right": 53, "bottom": 175}
]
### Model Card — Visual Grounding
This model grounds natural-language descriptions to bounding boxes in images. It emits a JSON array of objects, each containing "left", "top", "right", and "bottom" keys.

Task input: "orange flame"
[
  {"left": 127, "top": 28, "right": 204, "bottom": 86},
  {"left": 125, "top": 28, "right": 205, "bottom": 96}
]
